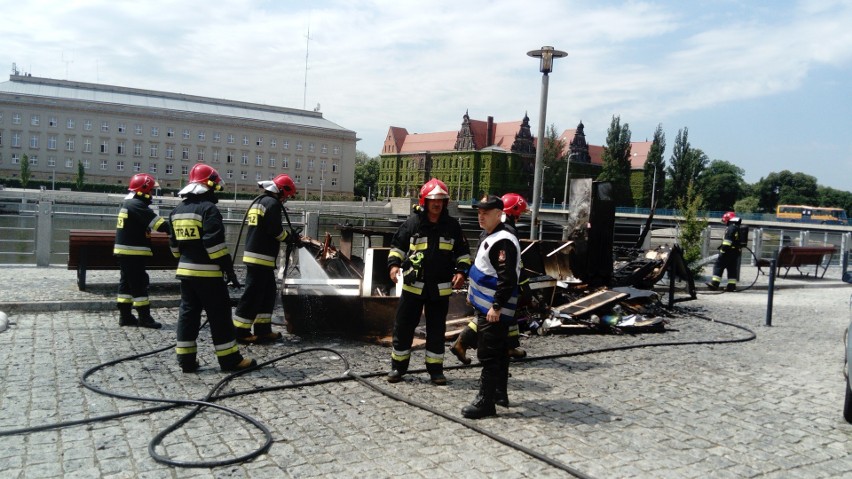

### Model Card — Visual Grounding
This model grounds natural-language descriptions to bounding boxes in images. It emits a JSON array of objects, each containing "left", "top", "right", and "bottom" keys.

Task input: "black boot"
[
  {"left": 725, "top": 283, "right": 737, "bottom": 292},
  {"left": 118, "top": 303, "right": 138, "bottom": 327},
  {"left": 426, "top": 363, "right": 447, "bottom": 386},
  {"left": 386, "top": 359, "right": 409, "bottom": 383},
  {"left": 136, "top": 305, "right": 162, "bottom": 329},
  {"left": 462, "top": 367, "right": 497, "bottom": 419},
  {"left": 495, "top": 356, "right": 510, "bottom": 407}
]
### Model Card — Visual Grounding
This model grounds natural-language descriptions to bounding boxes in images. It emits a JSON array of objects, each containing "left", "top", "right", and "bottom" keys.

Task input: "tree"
[
  {"left": 733, "top": 196, "right": 760, "bottom": 214},
  {"left": 753, "top": 170, "right": 818, "bottom": 212},
  {"left": 75, "top": 160, "right": 85, "bottom": 191},
  {"left": 665, "top": 128, "right": 707, "bottom": 208},
  {"left": 20, "top": 154, "right": 31, "bottom": 188},
  {"left": 675, "top": 181, "right": 708, "bottom": 278},
  {"left": 597, "top": 115, "right": 633, "bottom": 206},
  {"left": 353, "top": 150, "right": 380, "bottom": 200},
  {"left": 697, "top": 160, "right": 746, "bottom": 212},
  {"left": 641, "top": 124, "right": 665, "bottom": 208},
  {"left": 541, "top": 124, "right": 567, "bottom": 204}
]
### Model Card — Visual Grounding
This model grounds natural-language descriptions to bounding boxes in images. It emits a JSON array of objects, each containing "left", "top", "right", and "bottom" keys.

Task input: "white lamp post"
[{"left": 527, "top": 46, "right": 567, "bottom": 240}]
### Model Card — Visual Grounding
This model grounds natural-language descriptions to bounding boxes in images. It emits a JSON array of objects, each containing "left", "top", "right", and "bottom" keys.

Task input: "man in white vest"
[{"left": 462, "top": 195, "right": 521, "bottom": 419}]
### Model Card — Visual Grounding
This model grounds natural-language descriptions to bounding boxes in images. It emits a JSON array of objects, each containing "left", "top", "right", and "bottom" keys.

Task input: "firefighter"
[
  {"left": 462, "top": 195, "right": 521, "bottom": 419},
  {"left": 168, "top": 164, "right": 255, "bottom": 373},
  {"left": 707, "top": 211, "right": 743, "bottom": 292},
  {"left": 113, "top": 173, "right": 169, "bottom": 329},
  {"left": 386, "top": 178, "right": 472, "bottom": 385},
  {"left": 233, "top": 174, "right": 301, "bottom": 344},
  {"left": 451, "top": 193, "right": 529, "bottom": 372}
]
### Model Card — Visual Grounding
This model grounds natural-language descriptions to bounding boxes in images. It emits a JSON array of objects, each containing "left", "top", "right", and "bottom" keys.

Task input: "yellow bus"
[{"left": 775, "top": 205, "right": 848, "bottom": 225}]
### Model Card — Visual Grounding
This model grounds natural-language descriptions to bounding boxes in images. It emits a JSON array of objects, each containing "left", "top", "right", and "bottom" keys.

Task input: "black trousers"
[
  {"left": 391, "top": 291, "right": 449, "bottom": 373},
  {"left": 177, "top": 277, "right": 242, "bottom": 369},
  {"left": 234, "top": 265, "right": 277, "bottom": 335},
  {"left": 712, "top": 250, "right": 741, "bottom": 281},
  {"left": 117, "top": 255, "right": 150, "bottom": 307},
  {"left": 475, "top": 314, "right": 509, "bottom": 401}
]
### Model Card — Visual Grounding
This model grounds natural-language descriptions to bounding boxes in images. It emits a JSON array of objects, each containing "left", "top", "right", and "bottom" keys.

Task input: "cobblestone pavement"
[{"left": 0, "top": 265, "right": 850, "bottom": 478}]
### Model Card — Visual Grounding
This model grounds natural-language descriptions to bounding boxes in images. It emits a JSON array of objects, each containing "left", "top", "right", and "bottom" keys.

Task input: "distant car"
[{"left": 846, "top": 292, "right": 852, "bottom": 424}]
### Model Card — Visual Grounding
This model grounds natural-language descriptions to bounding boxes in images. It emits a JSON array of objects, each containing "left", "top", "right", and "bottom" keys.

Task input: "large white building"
[{"left": 0, "top": 74, "right": 357, "bottom": 197}]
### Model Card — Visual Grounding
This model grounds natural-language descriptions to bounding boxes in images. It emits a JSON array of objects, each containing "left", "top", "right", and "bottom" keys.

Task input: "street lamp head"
[{"left": 527, "top": 46, "right": 568, "bottom": 74}]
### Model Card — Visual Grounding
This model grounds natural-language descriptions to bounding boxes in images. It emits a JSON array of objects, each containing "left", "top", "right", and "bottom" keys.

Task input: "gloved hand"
[
  {"left": 226, "top": 270, "right": 242, "bottom": 289},
  {"left": 285, "top": 227, "right": 303, "bottom": 247}
]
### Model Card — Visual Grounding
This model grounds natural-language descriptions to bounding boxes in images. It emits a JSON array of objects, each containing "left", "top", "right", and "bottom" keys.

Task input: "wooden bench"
[
  {"left": 757, "top": 245, "right": 837, "bottom": 279},
  {"left": 67, "top": 229, "right": 177, "bottom": 290}
]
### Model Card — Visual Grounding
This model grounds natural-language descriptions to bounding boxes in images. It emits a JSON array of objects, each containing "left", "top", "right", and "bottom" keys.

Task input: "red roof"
[{"left": 383, "top": 117, "right": 524, "bottom": 153}]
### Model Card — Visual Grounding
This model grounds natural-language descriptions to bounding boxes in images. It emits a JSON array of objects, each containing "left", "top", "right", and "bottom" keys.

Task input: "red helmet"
[
  {"left": 419, "top": 178, "right": 450, "bottom": 206},
  {"left": 271, "top": 174, "right": 297, "bottom": 199},
  {"left": 722, "top": 211, "right": 736, "bottom": 224},
  {"left": 188, "top": 163, "right": 223, "bottom": 191},
  {"left": 128, "top": 173, "right": 159, "bottom": 195},
  {"left": 501, "top": 192, "right": 528, "bottom": 219}
]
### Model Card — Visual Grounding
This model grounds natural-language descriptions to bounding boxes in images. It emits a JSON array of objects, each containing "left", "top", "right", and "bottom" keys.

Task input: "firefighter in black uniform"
[
  {"left": 451, "top": 192, "right": 528, "bottom": 407},
  {"left": 386, "top": 178, "right": 472, "bottom": 385},
  {"left": 113, "top": 173, "right": 169, "bottom": 329},
  {"left": 234, "top": 174, "right": 300, "bottom": 344},
  {"left": 708, "top": 211, "right": 743, "bottom": 292},
  {"left": 169, "top": 164, "right": 255, "bottom": 373},
  {"left": 463, "top": 195, "right": 521, "bottom": 419}
]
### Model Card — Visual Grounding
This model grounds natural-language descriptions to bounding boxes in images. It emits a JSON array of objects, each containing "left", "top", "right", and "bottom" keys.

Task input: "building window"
[
  {"left": 256, "top": 154, "right": 263, "bottom": 166},
  {"left": 149, "top": 144, "right": 159, "bottom": 158},
  {"left": 117, "top": 141, "right": 126, "bottom": 155},
  {"left": 308, "top": 159, "right": 314, "bottom": 170},
  {"left": 66, "top": 118, "right": 75, "bottom": 129},
  {"left": 295, "top": 158, "right": 301, "bottom": 169},
  {"left": 227, "top": 151, "right": 234, "bottom": 163},
  {"left": 30, "top": 135, "right": 40, "bottom": 149},
  {"left": 321, "top": 144, "right": 328, "bottom": 154},
  {"left": 269, "top": 157, "right": 275, "bottom": 168},
  {"left": 84, "top": 120, "right": 93, "bottom": 131},
  {"left": 307, "top": 175, "right": 313, "bottom": 185},
  {"left": 12, "top": 113, "right": 21, "bottom": 124},
  {"left": 151, "top": 127, "right": 159, "bottom": 137},
  {"left": 181, "top": 147, "right": 189, "bottom": 160},
  {"left": 29, "top": 155, "right": 38, "bottom": 166},
  {"left": 241, "top": 170, "right": 247, "bottom": 180},
  {"left": 65, "top": 137, "right": 75, "bottom": 151},
  {"left": 149, "top": 164, "right": 158, "bottom": 174},
  {"left": 256, "top": 136, "right": 263, "bottom": 146},
  {"left": 117, "top": 160, "right": 124, "bottom": 171},
  {"left": 167, "top": 128, "right": 175, "bottom": 137},
  {"left": 82, "top": 159, "right": 90, "bottom": 169},
  {"left": 100, "top": 140, "right": 109, "bottom": 153},
  {"left": 118, "top": 123, "right": 126, "bottom": 133},
  {"left": 12, "top": 132, "right": 21, "bottom": 148},
  {"left": 282, "top": 156, "right": 289, "bottom": 169},
  {"left": 65, "top": 158, "right": 73, "bottom": 168},
  {"left": 198, "top": 130, "right": 206, "bottom": 141},
  {"left": 12, "top": 154, "right": 20, "bottom": 164},
  {"left": 320, "top": 159, "right": 326, "bottom": 171},
  {"left": 271, "top": 138, "right": 277, "bottom": 148},
  {"left": 197, "top": 149, "right": 205, "bottom": 162},
  {"left": 166, "top": 164, "right": 173, "bottom": 175},
  {"left": 296, "top": 141, "right": 302, "bottom": 151},
  {"left": 135, "top": 124, "right": 143, "bottom": 135},
  {"left": 133, "top": 142, "right": 142, "bottom": 157},
  {"left": 332, "top": 162, "right": 338, "bottom": 173},
  {"left": 283, "top": 140, "right": 289, "bottom": 150},
  {"left": 165, "top": 144, "right": 174, "bottom": 159},
  {"left": 47, "top": 136, "right": 57, "bottom": 150},
  {"left": 331, "top": 177, "right": 337, "bottom": 186},
  {"left": 213, "top": 132, "right": 221, "bottom": 143},
  {"left": 49, "top": 117, "right": 58, "bottom": 127},
  {"left": 256, "top": 172, "right": 262, "bottom": 181},
  {"left": 31, "top": 115, "right": 40, "bottom": 126},
  {"left": 308, "top": 142, "right": 315, "bottom": 153},
  {"left": 212, "top": 149, "right": 220, "bottom": 163},
  {"left": 101, "top": 121, "right": 109, "bottom": 132},
  {"left": 226, "top": 169, "right": 234, "bottom": 179},
  {"left": 133, "top": 162, "right": 141, "bottom": 172},
  {"left": 241, "top": 153, "right": 248, "bottom": 165},
  {"left": 294, "top": 174, "right": 301, "bottom": 184},
  {"left": 183, "top": 129, "right": 190, "bottom": 140},
  {"left": 100, "top": 160, "right": 108, "bottom": 170},
  {"left": 227, "top": 134, "right": 234, "bottom": 144},
  {"left": 242, "top": 135, "right": 249, "bottom": 146}
]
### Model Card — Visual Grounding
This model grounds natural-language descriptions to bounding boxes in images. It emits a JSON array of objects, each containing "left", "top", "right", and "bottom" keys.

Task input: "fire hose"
[{"left": 0, "top": 310, "right": 755, "bottom": 477}]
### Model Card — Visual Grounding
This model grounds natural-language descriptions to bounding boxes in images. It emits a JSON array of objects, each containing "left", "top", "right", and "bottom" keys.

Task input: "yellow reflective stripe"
[
  {"left": 150, "top": 216, "right": 166, "bottom": 231},
  {"left": 410, "top": 243, "right": 428, "bottom": 251},
  {"left": 275, "top": 230, "right": 287, "bottom": 242},
  {"left": 402, "top": 284, "right": 423, "bottom": 295},
  {"left": 233, "top": 315, "right": 253, "bottom": 328},
  {"left": 207, "top": 243, "right": 229, "bottom": 259},
  {"left": 425, "top": 351, "right": 443, "bottom": 364},
  {"left": 722, "top": 240, "right": 732, "bottom": 246},
  {"left": 438, "top": 237, "right": 454, "bottom": 250},
  {"left": 391, "top": 350, "right": 411, "bottom": 361},
  {"left": 456, "top": 255, "right": 472, "bottom": 265},
  {"left": 116, "top": 295, "right": 133, "bottom": 304},
  {"left": 132, "top": 297, "right": 150, "bottom": 307},
  {"left": 438, "top": 282, "right": 453, "bottom": 296},
  {"left": 254, "top": 314, "right": 272, "bottom": 324},
  {"left": 467, "top": 320, "right": 478, "bottom": 332},
  {"left": 508, "top": 325, "right": 520, "bottom": 338},
  {"left": 243, "top": 252, "right": 276, "bottom": 267},
  {"left": 215, "top": 344, "right": 239, "bottom": 357},
  {"left": 176, "top": 341, "right": 198, "bottom": 354},
  {"left": 176, "top": 268, "right": 223, "bottom": 278},
  {"left": 388, "top": 248, "right": 405, "bottom": 260},
  {"left": 171, "top": 217, "right": 202, "bottom": 241}
]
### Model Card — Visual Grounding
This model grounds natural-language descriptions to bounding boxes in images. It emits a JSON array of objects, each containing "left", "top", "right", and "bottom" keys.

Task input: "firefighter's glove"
[
  {"left": 285, "top": 227, "right": 303, "bottom": 248},
  {"left": 226, "top": 270, "right": 242, "bottom": 289},
  {"left": 401, "top": 252, "right": 425, "bottom": 280}
]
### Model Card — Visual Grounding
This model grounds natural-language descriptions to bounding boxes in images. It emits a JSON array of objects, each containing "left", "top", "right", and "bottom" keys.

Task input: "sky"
[{"left": 3, "top": 0, "right": 851, "bottom": 191}]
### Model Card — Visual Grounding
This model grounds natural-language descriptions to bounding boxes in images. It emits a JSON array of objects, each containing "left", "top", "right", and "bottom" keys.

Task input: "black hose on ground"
[{"left": 0, "top": 311, "right": 755, "bottom": 476}]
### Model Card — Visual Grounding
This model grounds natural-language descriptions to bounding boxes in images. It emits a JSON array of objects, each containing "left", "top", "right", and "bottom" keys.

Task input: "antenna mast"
[{"left": 303, "top": 25, "right": 311, "bottom": 110}]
